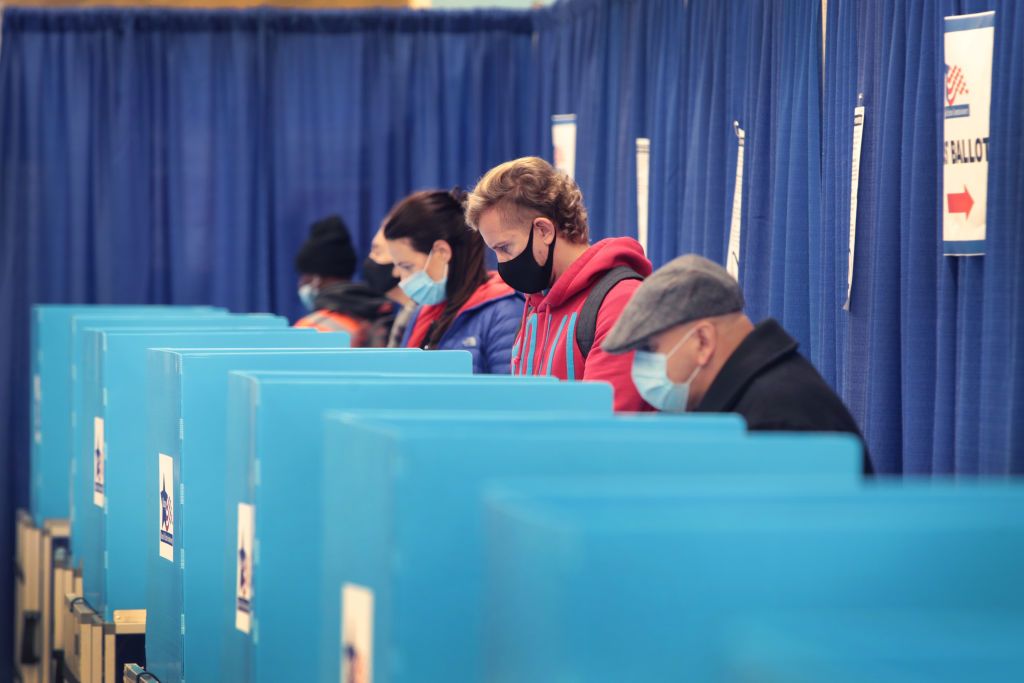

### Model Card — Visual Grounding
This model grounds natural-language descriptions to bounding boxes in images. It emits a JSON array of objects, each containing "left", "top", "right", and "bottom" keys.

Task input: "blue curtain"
[
  {"left": 643, "top": 0, "right": 825, "bottom": 359},
  {"left": 979, "top": 0, "right": 1024, "bottom": 475},
  {"left": 531, "top": 0, "right": 683, "bottom": 242},
  {"left": 821, "top": 0, "right": 1024, "bottom": 476},
  {"left": 0, "top": 7, "right": 538, "bottom": 671}
]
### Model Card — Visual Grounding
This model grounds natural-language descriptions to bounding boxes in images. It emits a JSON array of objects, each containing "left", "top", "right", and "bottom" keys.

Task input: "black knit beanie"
[{"left": 294, "top": 215, "right": 357, "bottom": 279}]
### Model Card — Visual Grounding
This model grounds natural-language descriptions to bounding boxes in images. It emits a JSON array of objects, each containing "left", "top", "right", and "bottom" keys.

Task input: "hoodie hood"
[
  {"left": 509, "top": 236, "right": 655, "bottom": 412},
  {"left": 525, "top": 237, "right": 653, "bottom": 310}
]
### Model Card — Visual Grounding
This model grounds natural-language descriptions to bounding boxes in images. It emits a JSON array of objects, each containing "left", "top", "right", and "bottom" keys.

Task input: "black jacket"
[
  {"left": 315, "top": 282, "right": 395, "bottom": 348},
  {"left": 695, "top": 319, "right": 873, "bottom": 474}
]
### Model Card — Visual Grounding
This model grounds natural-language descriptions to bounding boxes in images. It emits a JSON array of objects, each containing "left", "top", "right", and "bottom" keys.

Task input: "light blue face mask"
[
  {"left": 399, "top": 251, "right": 448, "bottom": 306},
  {"left": 298, "top": 283, "right": 319, "bottom": 312},
  {"left": 631, "top": 327, "right": 703, "bottom": 413}
]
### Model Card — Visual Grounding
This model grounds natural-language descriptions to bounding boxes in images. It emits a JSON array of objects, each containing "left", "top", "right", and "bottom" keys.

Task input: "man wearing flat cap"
[{"left": 604, "top": 254, "right": 872, "bottom": 474}]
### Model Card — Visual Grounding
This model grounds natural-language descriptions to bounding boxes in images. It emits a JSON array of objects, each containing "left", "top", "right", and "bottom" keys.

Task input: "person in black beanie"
[{"left": 294, "top": 215, "right": 395, "bottom": 347}]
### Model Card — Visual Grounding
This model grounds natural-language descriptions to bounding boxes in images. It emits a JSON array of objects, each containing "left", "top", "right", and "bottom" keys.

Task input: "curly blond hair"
[{"left": 465, "top": 157, "right": 589, "bottom": 244}]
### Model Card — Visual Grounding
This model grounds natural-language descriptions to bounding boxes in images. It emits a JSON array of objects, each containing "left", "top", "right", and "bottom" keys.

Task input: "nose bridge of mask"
[{"left": 298, "top": 282, "right": 319, "bottom": 311}]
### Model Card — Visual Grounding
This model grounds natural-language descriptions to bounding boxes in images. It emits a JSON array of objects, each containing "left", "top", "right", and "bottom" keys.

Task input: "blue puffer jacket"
[{"left": 401, "top": 273, "right": 523, "bottom": 374}]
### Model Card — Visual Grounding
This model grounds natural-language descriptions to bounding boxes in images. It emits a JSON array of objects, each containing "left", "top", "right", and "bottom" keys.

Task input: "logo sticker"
[
  {"left": 945, "top": 63, "right": 971, "bottom": 118},
  {"left": 341, "top": 584, "right": 374, "bottom": 683},
  {"left": 235, "top": 503, "right": 255, "bottom": 634},
  {"left": 93, "top": 417, "right": 105, "bottom": 507},
  {"left": 158, "top": 453, "right": 174, "bottom": 561},
  {"left": 33, "top": 374, "right": 42, "bottom": 444}
]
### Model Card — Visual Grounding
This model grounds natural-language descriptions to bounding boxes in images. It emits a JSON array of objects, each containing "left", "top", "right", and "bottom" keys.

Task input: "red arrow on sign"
[{"left": 947, "top": 186, "right": 974, "bottom": 219}]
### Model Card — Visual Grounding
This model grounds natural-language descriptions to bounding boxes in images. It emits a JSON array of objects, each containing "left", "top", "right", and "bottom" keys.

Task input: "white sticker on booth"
[
  {"left": 341, "top": 583, "right": 374, "bottom": 683},
  {"left": 552, "top": 114, "right": 577, "bottom": 179},
  {"left": 235, "top": 503, "right": 255, "bottom": 634},
  {"left": 158, "top": 453, "right": 175, "bottom": 561},
  {"left": 636, "top": 138, "right": 651, "bottom": 254},
  {"left": 942, "top": 11, "right": 994, "bottom": 256},
  {"left": 93, "top": 417, "right": 105, "bottom": 507},
  {"left": 33, "top": 373, "right": 42, "bottom": 444}
]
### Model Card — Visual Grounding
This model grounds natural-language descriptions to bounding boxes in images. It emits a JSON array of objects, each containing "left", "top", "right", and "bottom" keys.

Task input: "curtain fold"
[{"left": 0, "top": 8, "right": 539, "bottom": 671}]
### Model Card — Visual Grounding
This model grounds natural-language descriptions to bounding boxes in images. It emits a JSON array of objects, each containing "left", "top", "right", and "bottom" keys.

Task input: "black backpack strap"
[{"left": 575, "top": 266, "right": 645, "bottom": 359}]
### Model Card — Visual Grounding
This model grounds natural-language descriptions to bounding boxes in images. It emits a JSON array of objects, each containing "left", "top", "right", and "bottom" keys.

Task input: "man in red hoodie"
[{"left": 465, "top": 156, "right": 653, "bottom": 411}]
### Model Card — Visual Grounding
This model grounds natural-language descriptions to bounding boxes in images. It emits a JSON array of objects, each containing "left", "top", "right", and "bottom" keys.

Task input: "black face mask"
[
  {"left": 362, "top": 257, "right": 400, "bottom": 296},
  {"left": 497, "top": 222, "right": 556, "bottom": 294}
]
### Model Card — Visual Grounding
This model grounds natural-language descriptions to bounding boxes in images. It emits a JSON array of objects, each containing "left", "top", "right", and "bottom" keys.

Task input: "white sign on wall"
[
  {"left": 552, "top": 114, "right": 577, "bottom": 179},
  {"left": 636, "top": 138, "right": 651, "bottom": 254},
  {"left": 844, "top": 104, "right": 865, "bottom": 311},
  {"left": 727, "top": 121, "right": 745, "bottom": 282},
  {"left": 942, "top": 11, "right": 995, "bottom": 256}
]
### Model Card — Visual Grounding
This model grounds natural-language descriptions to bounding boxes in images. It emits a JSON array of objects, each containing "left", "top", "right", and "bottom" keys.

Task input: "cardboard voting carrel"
[
  {"left": 320, "top": 416, "right": 857, "bottom": 683},
  {"left": 29, "top": 305, "right": 223, "bottom": 524},
  {"left": 75, "top": 327, "right": 346, "bottom": 619},
  {"left": 144, "top": 350, "right": 471, "bottom": 683},
  {"left": 224, "top": 375, "right": 611, "bottom": 683},
  {"left": 483, "top": 481, "right": 1024, "bottom": 681}
]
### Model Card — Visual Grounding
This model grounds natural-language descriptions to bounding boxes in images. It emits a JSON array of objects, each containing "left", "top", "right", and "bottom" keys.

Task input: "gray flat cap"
[{"left": 603, "top": 254, "right": 744, "bottom": 353}]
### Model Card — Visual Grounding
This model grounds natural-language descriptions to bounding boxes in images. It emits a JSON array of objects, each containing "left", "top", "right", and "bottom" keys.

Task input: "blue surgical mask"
[
  {"left": 631, "top": 328, "right": 702, "bottom": 413},
  {"left": 399, "top": 251, "right": 448, "bottom": 305},
  {"left": 298, "top": 283, "right": 318, "bottom": 311}
]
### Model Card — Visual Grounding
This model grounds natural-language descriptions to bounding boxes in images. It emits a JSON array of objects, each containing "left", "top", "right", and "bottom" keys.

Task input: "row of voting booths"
[{"left": 13, "top": 304, "right": 1024, "bottom": 683}]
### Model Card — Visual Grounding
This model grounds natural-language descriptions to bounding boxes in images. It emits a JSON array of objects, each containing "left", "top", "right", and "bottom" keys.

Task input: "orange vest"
[{"left": 294, "top": 309, "right": 366, "bottom": 346}]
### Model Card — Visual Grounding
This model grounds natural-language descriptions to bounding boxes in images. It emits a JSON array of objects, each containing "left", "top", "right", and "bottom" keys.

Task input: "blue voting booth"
[
  {"left": 318, "top": 415, "right": 858, "bottom": 683},
  {"left": 481, "top": 480, "right": 1024, "bottom": 681},
  {"left": 68, "top": 313, "right": 288, "bottom": 518},
  {"left": 222, "top": 374, "right": 611, "bottom": 683},
  {"left": 67, "top": 312, "right": 287, "bottom": 550},
  {"left": 719, "top": 610, "right": 1024, "bottom": 683},
  {"left": 29, "top": 305, "right": 224, "bottom": 525},
  {"left": 75, "top": 327, "right": 348, "bottom": 620},
  {"left": 144, "top": 350, "right": 472, "bottom": 683}
]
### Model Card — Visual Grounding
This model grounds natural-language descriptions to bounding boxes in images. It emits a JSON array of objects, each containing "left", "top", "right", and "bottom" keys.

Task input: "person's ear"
[
  {"left": 533, "top": 217, "right": 557, "bottom": 246},
  {"left": 695, "top": 322, "right": 717, "bottom": 365},
  {"left": 431, "top": 239, "right": 453, "bottom": 265}
]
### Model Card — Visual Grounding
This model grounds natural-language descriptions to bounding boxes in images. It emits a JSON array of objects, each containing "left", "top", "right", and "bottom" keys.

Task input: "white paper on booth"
[
  {"left": 235, "top": 502, "right": 255, "bottom": 634},
  {"left": 341, "top": 583, "right": 375, "bottom": 683},
  {"left": 33, "top": 373, "right": 42, "bottom": 444},
  {"left": 158, "top": 453, "right": 175, "bottom": 561},
  {"left": 93, "top": 417, "right": 105, "bottom": 507}
]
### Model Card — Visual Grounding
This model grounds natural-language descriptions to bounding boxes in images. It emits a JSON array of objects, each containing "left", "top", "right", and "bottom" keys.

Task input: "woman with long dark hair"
[{"left": 384, "top": 188, "right": 522, "bottom": 373}]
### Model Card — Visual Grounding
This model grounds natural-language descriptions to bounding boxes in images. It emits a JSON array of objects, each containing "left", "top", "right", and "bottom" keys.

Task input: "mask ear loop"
[
  {"left": 536, "top": 218, "right": 557, "bottom": 268},
  {"left": 423, "top": 247, "right": 450, "bottom": 285},
  {"left": 664, "top": 325, "right": 707, "bottom": 383},
  {"left": 664, "top": 325, "right": 698, "bottom": 360}
]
